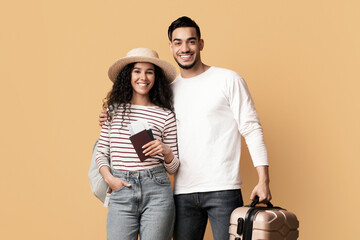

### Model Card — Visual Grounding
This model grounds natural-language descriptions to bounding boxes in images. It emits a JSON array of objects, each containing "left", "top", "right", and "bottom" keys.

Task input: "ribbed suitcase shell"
[{"left": 229, "top": 202, "right": 299, "bottom": 240}]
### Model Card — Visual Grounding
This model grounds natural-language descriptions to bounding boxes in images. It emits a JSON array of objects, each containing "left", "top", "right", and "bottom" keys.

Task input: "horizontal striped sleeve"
[
  {"left": 95, "top": 121, "right": 111, "bottom": 170},
  {"left": 164, "top": 156, "right": 180, "bottom": 175},
  {"left": 162, "top": 111, "right": 180, "bottom": 174}
]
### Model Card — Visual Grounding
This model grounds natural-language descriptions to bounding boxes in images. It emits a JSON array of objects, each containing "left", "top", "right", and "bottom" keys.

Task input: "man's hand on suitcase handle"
[
  {"left": 251, "top": 166, "right": 272, "bottom": 203},
  {"left": 250, "top": 182, "right": 272, "bottom": 203}
]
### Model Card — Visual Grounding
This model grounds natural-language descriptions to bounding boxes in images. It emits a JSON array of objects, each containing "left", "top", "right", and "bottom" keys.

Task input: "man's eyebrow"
[{"left": 173, "top": 37, "right": 197, "bottom": 42}]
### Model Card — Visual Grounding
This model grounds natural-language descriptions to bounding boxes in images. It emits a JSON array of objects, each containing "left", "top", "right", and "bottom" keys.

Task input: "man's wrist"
[
  {"left": 256, "top": 165, "right": 270, "bottom": 184},
  {"left": 258, "top": 179, "right": 270, "bottom": 184}
]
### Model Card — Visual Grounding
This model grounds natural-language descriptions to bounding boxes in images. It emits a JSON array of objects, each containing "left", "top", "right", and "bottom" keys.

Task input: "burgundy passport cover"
[{"left": 129, "top": 129, "right": 153, "bottom": 161}]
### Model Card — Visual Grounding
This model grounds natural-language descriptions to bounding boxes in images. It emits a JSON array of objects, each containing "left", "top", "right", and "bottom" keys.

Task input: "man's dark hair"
[{"left": 168, "top": 16, "right": 201, "bottom": 41}]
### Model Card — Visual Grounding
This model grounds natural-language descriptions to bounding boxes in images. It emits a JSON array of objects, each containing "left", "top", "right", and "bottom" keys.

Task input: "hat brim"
[{"left": 108, "top": 56, "right": 177, "bottom": 84}]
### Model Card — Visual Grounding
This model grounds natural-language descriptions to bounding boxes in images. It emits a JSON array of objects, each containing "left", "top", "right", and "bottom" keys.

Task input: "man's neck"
[{"left": 179, "top": 62, "right": 210, "bottom": 78}]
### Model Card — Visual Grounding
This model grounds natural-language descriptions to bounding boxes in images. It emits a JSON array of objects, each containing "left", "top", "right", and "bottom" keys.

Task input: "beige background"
[{"left": 1, "top": 0, "right": 359, "bottom": 239}]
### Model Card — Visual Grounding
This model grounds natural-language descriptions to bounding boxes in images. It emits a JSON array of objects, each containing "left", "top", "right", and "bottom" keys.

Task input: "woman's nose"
[{"left": 140, "top": 72, "right": 147, "bottom": 80}]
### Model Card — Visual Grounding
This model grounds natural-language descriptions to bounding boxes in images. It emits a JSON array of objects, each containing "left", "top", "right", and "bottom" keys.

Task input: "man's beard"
[{"left": 175, "top": 58, "right": 197, "bottom": 70}]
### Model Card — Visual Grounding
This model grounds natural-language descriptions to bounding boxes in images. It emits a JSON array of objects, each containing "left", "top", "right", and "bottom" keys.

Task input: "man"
[{"left": 99, "top": 16, "right": 271, "bottom": 240}]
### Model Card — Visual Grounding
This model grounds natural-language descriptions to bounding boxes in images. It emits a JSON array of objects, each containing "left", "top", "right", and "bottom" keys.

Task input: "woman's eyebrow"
[{"left": 133, "top": 67, "right": 155, "bottom": 71}]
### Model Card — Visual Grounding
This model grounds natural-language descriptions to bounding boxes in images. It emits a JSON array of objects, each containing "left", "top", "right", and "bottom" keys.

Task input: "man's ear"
[
  {"left": 199, "top": 39, "right": 204, "bottom": 51},
  {"left": 169, "top": 41, "right": 173, "bottom": 51}
]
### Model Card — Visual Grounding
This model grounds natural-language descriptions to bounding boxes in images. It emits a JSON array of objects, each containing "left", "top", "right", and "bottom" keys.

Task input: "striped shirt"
[{"left": 96, "top": 105, "right": 179, "bottom": 174}]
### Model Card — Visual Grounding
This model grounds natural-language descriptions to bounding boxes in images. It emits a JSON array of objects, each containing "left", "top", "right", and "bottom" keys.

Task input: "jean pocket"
[
  {"left": 152, "top": 173, "right": 171, "bottom": 186},
  {"left": 111, "top": 177, "right": 128, "bottom": 193},
  {"left": 112, "top": 185, "right": 126, "bottom": 192}
]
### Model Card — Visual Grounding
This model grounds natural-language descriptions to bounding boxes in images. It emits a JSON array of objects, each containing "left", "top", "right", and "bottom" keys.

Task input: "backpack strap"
[{"left": 103, "top": 105, "right": 117, "bottom": 207}]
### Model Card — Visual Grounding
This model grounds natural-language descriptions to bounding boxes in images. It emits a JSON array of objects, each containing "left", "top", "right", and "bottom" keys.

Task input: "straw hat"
[{"left": 108, "top": 48, "right": 177, "bottom": 83}]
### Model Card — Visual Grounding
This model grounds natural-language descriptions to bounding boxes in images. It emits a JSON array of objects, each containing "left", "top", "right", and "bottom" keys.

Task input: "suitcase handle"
[{"left": 250, "top": 196, "right": 274, "bottom": 208}]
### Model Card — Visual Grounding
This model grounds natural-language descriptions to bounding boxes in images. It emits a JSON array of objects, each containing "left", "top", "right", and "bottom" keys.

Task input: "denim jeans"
[
  {"left": 107, "top": 165, "right": 175, "bottom": 240},
  {"left": 173, "top": 189, "right": 243, "bottom": 240}
]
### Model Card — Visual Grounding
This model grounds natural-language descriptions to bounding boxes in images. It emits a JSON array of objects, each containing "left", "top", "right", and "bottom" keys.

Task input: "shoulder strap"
[
  {"left": 103, "top": 106, "right": 116, "bottom": 208},
  {"left": 107, "top": 104, "right": 119, "bottom": 168}
]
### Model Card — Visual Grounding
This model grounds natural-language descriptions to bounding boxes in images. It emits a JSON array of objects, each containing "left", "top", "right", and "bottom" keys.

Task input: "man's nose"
[{"left": 181, "top": 43, "right": 190, "bottom": 53}]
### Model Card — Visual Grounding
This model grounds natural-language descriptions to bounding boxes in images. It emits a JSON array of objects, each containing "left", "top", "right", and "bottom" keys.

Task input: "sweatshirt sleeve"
[
  {"left": 95, "top": 121, "right": 111, "bottom": 170},
  {"left": 227, "top": 74, "right": 269, "bottom": 167},
  {"left": 162, "top": 111, "right": 180, "bottom": 174}
]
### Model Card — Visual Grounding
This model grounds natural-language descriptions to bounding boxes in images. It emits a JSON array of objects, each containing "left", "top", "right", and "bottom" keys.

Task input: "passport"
[{"left": 129, "top": 129, "right": 154, "bottom": 161}]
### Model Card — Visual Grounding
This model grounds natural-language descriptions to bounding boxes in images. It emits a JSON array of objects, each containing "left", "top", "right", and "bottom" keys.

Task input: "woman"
[{"left": 95, "top": 48, "right": 179, "bottom": 240}]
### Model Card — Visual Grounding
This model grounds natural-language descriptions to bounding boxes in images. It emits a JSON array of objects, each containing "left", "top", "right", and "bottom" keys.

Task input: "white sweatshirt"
[{"left": 172, "top": 67, "right": 268, "bottom": 195}]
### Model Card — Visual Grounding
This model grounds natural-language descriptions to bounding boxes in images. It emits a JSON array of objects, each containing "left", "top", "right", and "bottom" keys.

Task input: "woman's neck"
[{"left": 130, "top": 95, "right": 154, "bottom": 106}]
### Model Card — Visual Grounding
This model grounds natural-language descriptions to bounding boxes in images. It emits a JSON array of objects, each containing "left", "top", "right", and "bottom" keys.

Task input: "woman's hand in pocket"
[{"left": 105, "top": 175, "right": 131, "bottom": 193}]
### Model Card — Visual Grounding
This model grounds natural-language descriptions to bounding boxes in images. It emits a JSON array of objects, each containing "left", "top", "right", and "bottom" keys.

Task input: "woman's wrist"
[
  {"left": 104, "top": 174, "right": 115, "bottom": 185},
  {"left": 99, "top": 166, "right": 114, "bottom": 184},
  {"left": 164, "top": 151, "right": 174, "bottom": 163}
]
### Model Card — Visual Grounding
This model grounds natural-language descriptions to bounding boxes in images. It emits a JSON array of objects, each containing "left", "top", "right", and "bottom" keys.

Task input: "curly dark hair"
[{"left": 103, "top": 62, "right": 174, "bottom": 126}]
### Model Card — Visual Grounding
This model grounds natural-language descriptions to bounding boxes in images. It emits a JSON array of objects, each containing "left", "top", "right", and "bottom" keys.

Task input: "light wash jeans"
[{"left": 107, "top": 165, "right": 175, "bottom": 240}]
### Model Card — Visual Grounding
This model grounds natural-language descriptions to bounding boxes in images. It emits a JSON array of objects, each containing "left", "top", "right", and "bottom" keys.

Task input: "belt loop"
[
  {"left": 148, "top": 169, "right": 153, "bottom": 179},
  {"left": 126, "top": 171, "right": 130, "bottom": 182}
]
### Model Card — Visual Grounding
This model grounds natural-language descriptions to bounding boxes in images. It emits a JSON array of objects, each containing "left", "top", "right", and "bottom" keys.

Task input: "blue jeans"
[
  {"left": 107, "top": 165, "right": 175, "bottom": 240},
  {"left": 173, "top": 189, "right": 243, "bottom": 240}
]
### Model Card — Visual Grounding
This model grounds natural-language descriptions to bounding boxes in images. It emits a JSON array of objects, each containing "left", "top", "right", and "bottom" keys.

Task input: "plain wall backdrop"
[{"left": 1, "top": 0, "right": 359, "bottom": 239}]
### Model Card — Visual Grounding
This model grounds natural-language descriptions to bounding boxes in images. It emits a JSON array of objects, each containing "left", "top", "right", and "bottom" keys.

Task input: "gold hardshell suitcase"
[{"left": 229, "top": 197, "right": 299, "bottom": 240}]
